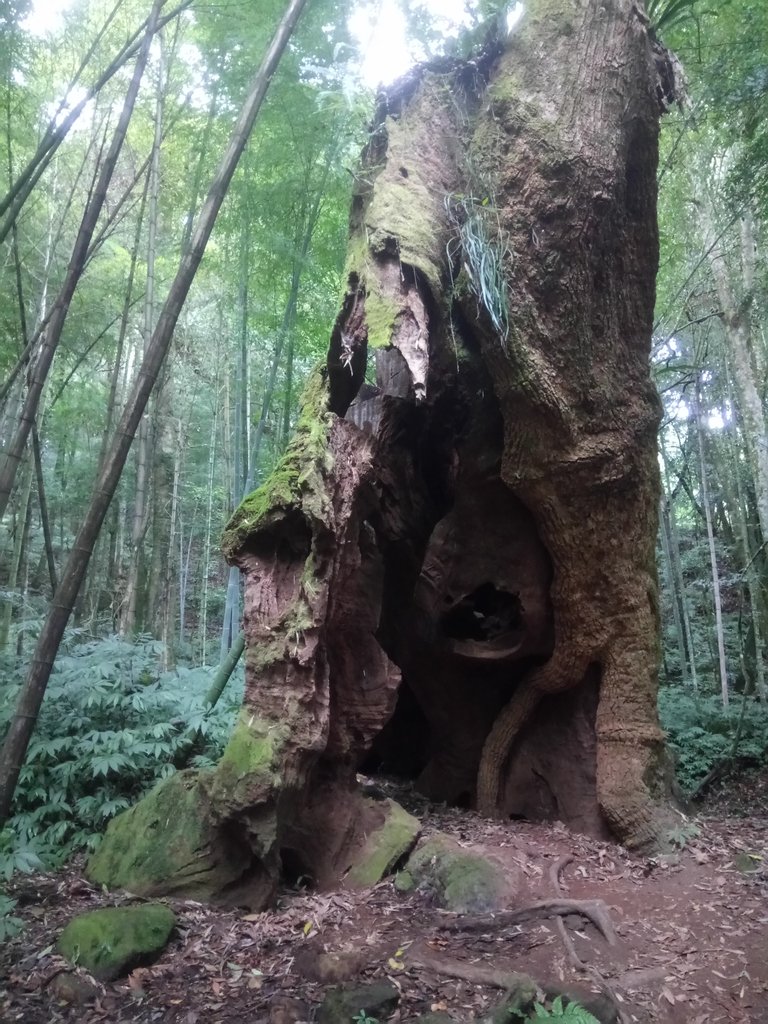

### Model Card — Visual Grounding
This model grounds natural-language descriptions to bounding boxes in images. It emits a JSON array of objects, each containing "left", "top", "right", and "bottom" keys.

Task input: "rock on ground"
[{"left": 57, "top": 904, "right": 176, "bottom": 981}]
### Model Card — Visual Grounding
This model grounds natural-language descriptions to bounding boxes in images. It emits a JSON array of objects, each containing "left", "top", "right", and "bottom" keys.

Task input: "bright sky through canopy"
[
  {"left": 351, "top": 1, "right": 524, "bottom": 88},
  {"left": 24, "top": 0, "right": 72, "bottom": 35},
  {"left": 350, "top": 0, "right": 471, "bottom": 87},
  {"left": 26, "top": 0, "right": 523, "bottom": 89}
]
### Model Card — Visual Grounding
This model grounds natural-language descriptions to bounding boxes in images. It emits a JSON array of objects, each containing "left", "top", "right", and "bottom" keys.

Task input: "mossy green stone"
[
  {"left": 318, "top": 981, "right": 400, "bottom": 1024},
  {"left": 57, "top": 904, "right": 175, "bottom": 981},
  {"left": 394, "top": 868, "right": 414, "bottom": 892},
  {"left": 87, "top": 769, "right": 249, "bottom": 900},
  {"left": 345, "top": 799, "right": 420, "bottom": 887},
  {"left": 396, "top": 834, "right": 506, "bottom": 913}
]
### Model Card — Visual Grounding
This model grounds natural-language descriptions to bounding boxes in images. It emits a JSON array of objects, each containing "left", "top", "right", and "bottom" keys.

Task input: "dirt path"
[{"left": 2, "top": 785, "right": 767, "bottom": 1024}]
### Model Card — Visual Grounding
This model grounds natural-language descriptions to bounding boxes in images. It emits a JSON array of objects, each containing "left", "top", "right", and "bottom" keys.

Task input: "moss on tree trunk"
[{"left": 90, "top": 0, "right": 678, "bottom": 907}]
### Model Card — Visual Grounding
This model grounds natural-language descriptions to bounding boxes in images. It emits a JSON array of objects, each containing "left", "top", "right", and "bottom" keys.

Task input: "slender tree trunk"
[
  {"left": 199, "top": 391, "right": 219, "bottom": 664},
  {"left": 724, "top": 373, "right": 767, "bottom": 699},
  {"left": 0, "top": 0, "right": 311, "bottom": 828},
  {"left": 659, "top": 495, "right": 689, "bottom": 688},
  {"left": 160, "top": 422, "right": 181, "bottom": 668},
  {"left": 702, "top": 200, "right": 768, "bottom": 546},
  {"left": 0, "top": 454, "right": 34, "bottom": 651},
  {"left": 100, "top": 173, "right": 150, "bottom": 470},
  {"left": 0, "top": 1, "right": 161, "bottom": 520},
  {"left": 281, "top": 332, "right": 295, "bottom": 449},
  {"left": 180, "top": 77, "right": 220, "bottom": 257},
  {"left": 0, "top": 0, "right": 193, "bottom": 243},
  {"left": 123, "top": 42, "right": 166, "bottom": 635},
  {"left": 693, "top": 384, "right": 729, "bottom": 706},
  {"left": 14, "top": 493, "right": 33, "bottom": 658},
  {"left": 32, "top": 426, "right": 57, "bottom": 594},
  {"left": 5, "top": 124, "right": 57, "bottom": 599},
  {"left": 178, "top": 503, "right": 195, "bottom": 648},
  {"left": 249, "top": 142, "right": 338, "bottom": 480},
  {"left": 219, "top": 213, "right": 251, "bottom": 657}
]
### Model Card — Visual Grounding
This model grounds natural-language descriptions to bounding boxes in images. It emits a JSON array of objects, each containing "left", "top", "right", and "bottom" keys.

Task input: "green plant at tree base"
[
  {"left": 445, "top": 191, "right": 512, "bottom": 347},
  {"left": 352, "top": 1013, "right": 379, "bottom": 1024},
  {"left": 513, "top": 996, "right": 600, "bottom": 1022},
  {"left": 665, "top": 821, "right": 701, "bottom": 849}
]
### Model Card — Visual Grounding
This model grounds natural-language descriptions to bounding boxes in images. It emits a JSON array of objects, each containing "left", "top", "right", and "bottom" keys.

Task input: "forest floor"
[{"left": 1, "top": 770, "right": 767, "bottom": 1024}]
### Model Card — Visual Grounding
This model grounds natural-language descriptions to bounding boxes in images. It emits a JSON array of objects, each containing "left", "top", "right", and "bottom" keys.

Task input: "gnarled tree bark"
[{"left": 89, "top": 0, "right": 676, "bottom": 909}]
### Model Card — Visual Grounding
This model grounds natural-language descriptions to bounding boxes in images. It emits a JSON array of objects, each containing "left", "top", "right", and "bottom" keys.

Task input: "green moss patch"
[
  {"left": 364, "top": 285, "right": 402, "bottom": 351},
  {"left": 205, "top": 710, "right": 289, "bottom": 814},
  {"left": 345, "top": 799, "right": 421, "bottom": 888},
  {"left": 87, "top": 770, "right": 249, "bottom": 901},
  {"left": 57, "top": 904, "right": 176, "bottom": 981},
  {"left": 395, "top": 833, "right": 507, "bottom": 913},
  {"left": 222, "top": 365, "right": 332, "bottom": 561}
]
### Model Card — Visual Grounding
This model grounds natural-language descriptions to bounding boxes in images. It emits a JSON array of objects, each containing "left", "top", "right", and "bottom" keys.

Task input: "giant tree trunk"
[{"left": 89, "top": 0, "right": 676, "bottom": 908}]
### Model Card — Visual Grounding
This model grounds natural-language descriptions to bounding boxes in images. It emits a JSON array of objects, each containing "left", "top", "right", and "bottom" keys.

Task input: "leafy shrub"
[
  {"left": 658, "top": 686, "right": 768, "bottom": 792},
  {"left": 0, "top": 633, "right": 243, "bottom": 870},
  {"left": 510, "top": 996, "right": 600, "bottom": 1022},
  {"left": 0, "top": 892, "right": 23, "bottom": 940}
]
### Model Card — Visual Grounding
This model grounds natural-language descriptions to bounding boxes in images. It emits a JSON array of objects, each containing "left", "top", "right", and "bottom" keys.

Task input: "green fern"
[
  {"left": 531, "top": 997, "right": 600, "bottom": 1022},
  {"left": 0, "top": 894, "right": 23, "bottom": 941},
  {"left": 0, "top": 634, "right": 244, "bottom": 875},
  {"left": 658, "top": 688, "right": 768, "bottom": 792}
]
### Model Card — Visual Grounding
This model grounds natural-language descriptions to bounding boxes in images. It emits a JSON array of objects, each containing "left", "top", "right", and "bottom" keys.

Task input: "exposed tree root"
[
  {"left": 476, "top": 650, "right": 591, "bottom": 815},
  {"left": 414, "top": 947, "right": 623, "bottom": 1024},
  {"left": 549, "top": 855, "right": 587, "bottom": 971},
  {"left": 413, "top": 946, "right": 536, "bottom": 994},
  {"left": 435, "top": 898, "right": 619, "bottom": 946},
  {"left": 549, "top": 854, "right": 630, "bottom": 1024},
  {"left": 476, "top": 677, "right": 542, "bottom": 814}
]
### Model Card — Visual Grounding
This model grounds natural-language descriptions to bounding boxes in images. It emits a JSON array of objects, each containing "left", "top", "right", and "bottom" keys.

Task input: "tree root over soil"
[
  {"left": 413, "top": 948, "right": 536, "bottom": 995},
  {"left": 412, "top": 947, "right": 622, "bottom": 1024},
  {"left": 434, "top": 897, "right": 618, "bottom": 946},
  {"left": 549, "top": 855, "right": 629, "bottom": 1024},
  {"left": 429, "top": 856, "right": 630, "bottom": 1024}
]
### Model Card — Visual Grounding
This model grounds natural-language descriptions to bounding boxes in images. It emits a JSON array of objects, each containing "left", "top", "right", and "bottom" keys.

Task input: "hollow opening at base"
[{"left": 280, "top": 847, "right": 315, "bottom": 890}]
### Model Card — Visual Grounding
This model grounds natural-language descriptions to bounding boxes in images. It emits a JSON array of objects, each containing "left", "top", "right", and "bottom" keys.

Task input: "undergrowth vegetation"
[
  {"left": 658, "top": 687, "right": 768, "bottom": 792},
  {"left": 0, "top": 633, "right": 243, "bottom": 876}
]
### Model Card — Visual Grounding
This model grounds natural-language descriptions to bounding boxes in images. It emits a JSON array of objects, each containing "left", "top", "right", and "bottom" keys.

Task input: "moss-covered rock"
[
  {"left": 318, "top": 981, "right": 400, "bottom": 1024},
  {"left": 395, "top": 833, "right": 508, "bottom": 912},
  {"left": 87, "top": 770, "right": 249, "bottom": 901},
  {"left": 480, "top": 976, "right": 539, "bottom": 1024},
  {"left": 57, "top": 904, "right": 175, "bottom": 981},
  {"left": 48, "top": 971, "right": 100, "bottom": 1005},
  {"left": 345, "top": 799, "right": 420, "bottom": 888}
]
